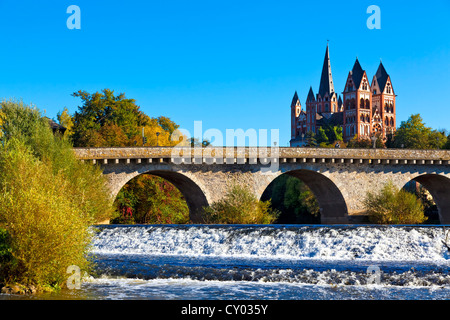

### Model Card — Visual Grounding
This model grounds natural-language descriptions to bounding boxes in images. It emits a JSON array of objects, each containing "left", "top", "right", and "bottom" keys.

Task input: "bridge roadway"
[{"left": 74, "top": 147, "right": 450, "bottom": 224}]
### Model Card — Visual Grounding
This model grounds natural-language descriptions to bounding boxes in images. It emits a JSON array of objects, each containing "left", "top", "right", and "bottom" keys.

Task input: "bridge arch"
[
  {"left": 111, "top": 168, "right": 209, "bottom": 224},
  {"left": 405, "top": 174, "right": 450, "bottom": 224},
  {"left": 260, "top": 169, "right": 349, "bottom": 224}
]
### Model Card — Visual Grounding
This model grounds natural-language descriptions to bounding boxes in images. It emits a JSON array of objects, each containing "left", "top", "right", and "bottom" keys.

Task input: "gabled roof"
[
  {"left": 375, "top": 62, "right": 390, "bottom": 92},
  {"left": 350, "top": 58, "right": 365, "bottom": 89},
  {"left": 316, "top": 111, "right": 343, "bottom": 127},
  {"left": 318, "top": 44, "right": 335, "bottom": 97},
  {"left": 45, "top": 117, "right": 67, "bottom": 134},
  {"left": 307, "top": 87, "right": 315, "bottom": 102}
]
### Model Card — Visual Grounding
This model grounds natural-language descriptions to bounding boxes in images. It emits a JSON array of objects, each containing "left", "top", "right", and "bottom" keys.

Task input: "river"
[{"left": 2, "top": 224, "right": 450, "bottom": 301}]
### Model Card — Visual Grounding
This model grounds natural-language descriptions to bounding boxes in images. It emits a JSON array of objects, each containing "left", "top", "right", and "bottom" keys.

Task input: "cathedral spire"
[
  {"left": 375, "top": 61, "right": 389, "bottom": 92},
  {"left": 307, "top": 86, "right": 315, "bottom": 102},
  {"left": 318, "top": 43, "right": 335, "bottom": 97}
]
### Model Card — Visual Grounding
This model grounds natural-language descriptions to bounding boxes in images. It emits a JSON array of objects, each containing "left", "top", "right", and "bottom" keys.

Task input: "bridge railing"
[{"left": 73, "top": 147, "right": 450, "bottom": 166}]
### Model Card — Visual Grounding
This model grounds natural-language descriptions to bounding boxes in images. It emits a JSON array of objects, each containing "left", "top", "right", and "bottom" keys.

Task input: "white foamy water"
[
  {"left": 14, "top": 224, "right": 443, "bottom": 300},
  {"left": 92, "top": 225, "right": 450, "bottom": 262}
]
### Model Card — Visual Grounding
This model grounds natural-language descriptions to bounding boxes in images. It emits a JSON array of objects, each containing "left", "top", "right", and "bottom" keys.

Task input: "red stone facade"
[{"left": 290, "top": 45, "right": 396, "bottom": 147}]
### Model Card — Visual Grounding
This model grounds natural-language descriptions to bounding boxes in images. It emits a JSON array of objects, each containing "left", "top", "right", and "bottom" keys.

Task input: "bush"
[
  {"left": 202, "top": 183, "right": 279, "bottom": 224},
  {"left": 364, "top": 181, "right": 427, "bottom": 224},
  {"left": 113, "top": 175, "right": 189, "bottom": 224},
  {"left": 0, "top": 100, "right": 114, "bottom": 291}
]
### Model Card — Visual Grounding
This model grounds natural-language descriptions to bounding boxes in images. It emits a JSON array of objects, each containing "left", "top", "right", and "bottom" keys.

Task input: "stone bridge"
[{"left": 74, "top": 147, "right": 450, "bottom": 224}]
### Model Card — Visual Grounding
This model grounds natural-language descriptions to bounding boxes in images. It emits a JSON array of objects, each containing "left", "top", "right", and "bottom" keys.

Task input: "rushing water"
[{"left": 3, "top": 224, "right": 450, "bottom": 300}]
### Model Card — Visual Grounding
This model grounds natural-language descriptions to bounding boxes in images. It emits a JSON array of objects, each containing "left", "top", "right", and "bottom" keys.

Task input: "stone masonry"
[{"left": 74, "top": 147, "right": 450, "bottom": 224}]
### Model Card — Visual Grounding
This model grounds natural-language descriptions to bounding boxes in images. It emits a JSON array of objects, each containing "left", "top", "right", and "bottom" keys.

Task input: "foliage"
[
  {"left": 69, "top": 89, "right": 181, "bottom": 148},
  {"left": 0, "top": 228, "right": 12, "bottom": 264},
  {"left": 316, "top": 127, "right": 329, "bottom": 145},
  {"left": 57, "top": 107, "right": 74, "bottom": 138},
  {"left": 61, "top": 89, "right": 191, "bottom": 225},
  {"left": 202, "top": 183, "right": 280, "bottom": 224},
  {"left": 316, "top": 125, "right": 343, "bottom": 145},
  {"left": 306, "top": 125, "right": 343, "bottom": 148},
  {"left": 346, "top": 133, "right": 385, "bottom": 149},
  {"left": 392, "top": 114, "right": 447, "bottom": 149},
  {"left": 363, "top": 181, "right": 427, "bottom": 225},
  {"left": 304, "top": 131, "right": 317, "bottom": 147},
  {"left": 445, "top": 134, "right": 450, "bottom": 150},
  {"left": 113, "top": 175, "right": 189, "bottom": 224},
  {"left": 190, "top": 137, "right": 212, "bottom": 147},
  {"left": 262, "top": 175, "right": 320, "bottom": 224},
  {"left": 0, "top": 100, "right": 114, "bottom": 290}
]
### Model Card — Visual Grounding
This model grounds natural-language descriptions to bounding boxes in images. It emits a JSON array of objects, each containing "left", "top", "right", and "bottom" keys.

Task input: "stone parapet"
[{"left": 73, "top": 147, "right": 450, "bottom": 165}]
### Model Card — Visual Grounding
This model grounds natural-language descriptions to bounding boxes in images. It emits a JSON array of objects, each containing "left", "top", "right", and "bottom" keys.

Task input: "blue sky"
[{"left": 0, "top": 0, "right": 449, "bottom": 146}]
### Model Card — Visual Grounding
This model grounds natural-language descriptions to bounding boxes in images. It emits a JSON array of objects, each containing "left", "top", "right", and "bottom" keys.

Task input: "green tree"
[
  {"left": 392, "top": 114, "right": 446, "bottom": 149},
  {"left": 347, "top": 133, "right": 385, "bottom": 149},
  {"left": 363, "top": 181, "right": 427, "bottom": 225},
  {"left": 316, "top": 127, "right": 329, "bottom": 145},
  {"left": 157, "top": 116, "right": 179, "bottom": 135},
  {"left": 71, "top": 89, "right": 149, "bottom": 147},
  {"left": 56, "top": 107, "right": 74, "bottom": 138},
  {"left": 445, "top": 134, "right": 450, "bottom": 149},
  {"left": 305, "top": 131, "right": 317, "bottom": 147}
]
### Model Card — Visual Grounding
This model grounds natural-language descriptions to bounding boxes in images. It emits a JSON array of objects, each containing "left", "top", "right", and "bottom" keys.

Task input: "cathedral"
[{"left": 290, "top": 44, "right": 396, "bottom": 147}]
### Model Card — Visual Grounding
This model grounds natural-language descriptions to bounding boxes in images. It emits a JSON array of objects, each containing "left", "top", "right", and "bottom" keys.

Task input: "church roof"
[
  {"left": 45, "top": 117, "right": 67, "bottom": 134},
  {"left": 307, "top": 87, "right": 315, "bottom": 102},
  {"left": 318, "top": 44, "right": 335, "bottom": 97},
  {"left": 375, "top": 61, "right": 389, "bottom": 92},
  {"left": 291, "top": 91, "right": 300, "bottom": 107},
  {"left": 316, "top": 111, "right": 343, "bottom": 127},
  {"left": 350, "top": 58, "right": 365, "bottom": 89}
]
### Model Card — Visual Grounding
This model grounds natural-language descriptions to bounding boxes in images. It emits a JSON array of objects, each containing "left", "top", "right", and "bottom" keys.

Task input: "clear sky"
[{"left": 0, "top": 0, "right": 449, "bottom": 146}]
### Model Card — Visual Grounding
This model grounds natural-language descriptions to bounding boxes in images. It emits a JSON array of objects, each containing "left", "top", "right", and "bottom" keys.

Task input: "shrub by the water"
[
  {"left": 363, "top": 181, "right": 427, "bottom": 225},
  {"left": 202, "top": 183, "right": 280, "bottom": 224},
  {"left": 0, "top": 100, "right": 114, "bottom": 291}
]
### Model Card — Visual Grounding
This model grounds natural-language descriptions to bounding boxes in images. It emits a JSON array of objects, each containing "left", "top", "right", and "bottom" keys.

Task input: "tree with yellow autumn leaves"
[{"left": 59, "top": 89, "right": 189, "bottom": 224}]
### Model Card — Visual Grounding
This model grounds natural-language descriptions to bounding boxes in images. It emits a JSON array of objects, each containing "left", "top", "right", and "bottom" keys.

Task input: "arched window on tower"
[
  {"left": 360, "top": 98, "right": 365, "bottom": 109},
  {"left": 365, "top": 99, "right": 370, "bottom": 109}
]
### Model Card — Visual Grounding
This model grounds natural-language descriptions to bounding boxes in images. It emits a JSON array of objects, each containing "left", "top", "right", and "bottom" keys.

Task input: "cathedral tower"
[
  {"left": 371, "top": 61, "right": 396, "bottom": 138},
  {"left": 290, "top": 91, "right": 301, "bottom": 140},
  {"left": 316, "top": 44, "right": 339, "bottom": 115},
  {"left": 305, "top": 87, "right": 316, "bottom": 133},
  {"left": 343, "top": 58, "right": 372, "bottom": 141}
]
